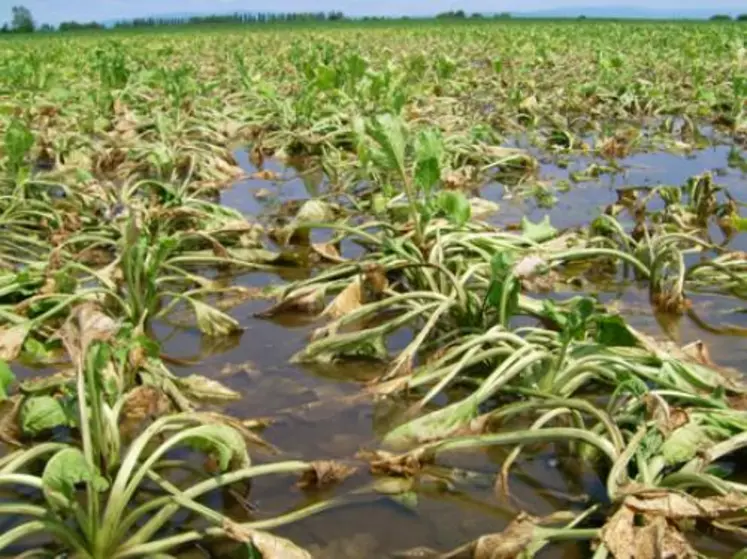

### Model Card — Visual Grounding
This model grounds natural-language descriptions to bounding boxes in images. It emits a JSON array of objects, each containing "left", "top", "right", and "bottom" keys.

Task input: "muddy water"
[{"left": 166, "top": 140, "right": 747, "bottom": 557}]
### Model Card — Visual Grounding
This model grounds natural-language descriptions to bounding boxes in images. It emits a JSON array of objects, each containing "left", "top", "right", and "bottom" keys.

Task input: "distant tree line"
[
  {"left": 111, "top": 11, "right": 345, "bottom": 28},
  {"left": 0, "top": 6, "right": 348, "bottom": 33},
  {"left": 711, "top": 14, "right": 747, "bottom": 20},
  {"left": 2, "top": 4, "right": 746, "bottom": 34},
  {"left": 436, "top": 10, "right": 512, "bottom": 19}
]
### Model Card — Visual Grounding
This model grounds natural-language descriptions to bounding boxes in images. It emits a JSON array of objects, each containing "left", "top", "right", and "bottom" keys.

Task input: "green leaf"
[
  {"left": 42, "top": 448, "right": 108, "bottom": 510},
  {"left": 596, "top": 315, "right": 638, "bottom": 347},
  {"left": 660, "top": 423, "right": 709, "bottom": 466},
  {"left": 368, "top": 114, "right": 407, "bottom": 179},
  {"left": 414, "top": 129, "right": 443, "bottom": 195},
  {"left": 183, "top": 424, "right": 250, "bottom": 471},
  {"left": 21, "top": 396, "right": 69, "bottom": 435},
  {"left": 437, "top": 191, "right": 471, "bottom": 226},
  {"left": 22, "top": 338, "right": 51, "bottom": 362},
  {"left": 730, "top": 215, "right": 747, "bottom": 232},
  {"left": 0, "top": 361, "right": 15, "bottom": 400},
  {"left": 521, "top": 216, "right": 557, "bottom": 242}
]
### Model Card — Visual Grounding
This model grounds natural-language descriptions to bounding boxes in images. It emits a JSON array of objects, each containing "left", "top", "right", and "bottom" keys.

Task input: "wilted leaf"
[
  {"left": 639, "top": 516, "right": 698, "bottom": 559},
  {"left": 323, "top": 278, "right": 363, "bottom": 319},
  {"left": 191, "top": 300, "right": 243, "bottom": 337},
  {"left": 121, "top": 386, "right": 173, "bottom": 422},
  {"left": 681, "top": 340, "right": 715, "bottom": 367},
  {"left": 76, "top": 304, "right": 118, "bottom": 349},
  {"left": 21, "top": 395, "right": 69, "bottom": 435},
  {"left": 602, "top": 501, "right": 699, "bottom": 559},
  {"left": 229, "top": 526, "right": 311, "bottom": 559},
  {"left": 20, "top": 369, "right": 75, "bottom": 394},
  {"left": 257, "top": 287, "right": 324, "bottom": 318},
  {"left": 0, "top": 396, "right": 22, "bottom": 445},
  {"left": 42, "top": 448, "right": 108, "bottom": 510},
  {"left": 601, "top": 505, "right": 636, "bottom": 559},
  {"left": 469, "top": 197, "right": 500, "bottom": 219},
  {"left": 178, "top": 375, "right": 241, "bottom": 402},
  {"left": 0, "top": 323, "right": 31, "bottom": 361},
  {"left": 395, "top": 513, "right": 539, "bottom": 559},
  {"left": 625, "top": 492, "right": 747, "bottom": 519},
  {"left": 251, "top": 170, "right": 280, "bottom": 181},
  {"left": 660, "top": 422, "right": 709, "bottom": 465},
  {"left": 199, "top": 411, "right": 278, "bottom": 453},
  {"left": 514, "top": 255, "right": 546, "bottom": 278},
  {"left": 278, "top": 200, "right": 334, "bottom": 245},
  {"left": 472, "top": 514, "right": 538, "bottom": 559},
  {"left": 357, "top": 449, "right": 423, "bottom": 477},
  {"left": 521, "top": 216, "right": 557, "bottom": 242},
  {"left": 297, "top": 460, "right": 356, "bottom": 489},
  {"left": 0, "top": 361, "right": 15, "bottom": 400},
  {"left": 372, "top": 476, "right": 414, "bottom": 495},
  {"left": 183, "top": 424, "right": 250, "bottom": 471}
]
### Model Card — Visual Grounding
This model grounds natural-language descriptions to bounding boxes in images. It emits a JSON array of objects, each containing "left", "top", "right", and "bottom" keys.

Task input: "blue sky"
[{"left": 3, "top": 0, "right": 745, "bottom": 25}]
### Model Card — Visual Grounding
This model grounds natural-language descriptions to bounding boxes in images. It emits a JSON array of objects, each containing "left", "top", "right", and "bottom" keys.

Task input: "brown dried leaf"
[
  {"left": 395, "top": 513, "right": 539, "bottom": 559},
  {"left": 601, "top": 505, "right": 636, "bottom": 559},
  {"left": 322, "top": 278, "right": 363, "bottom": 319},
  {"left": 121, "top": 386, "right": 173, "bottom": 422},
  {"left": 638, "top": 516, "right": 698, "bottom": 559},
  {"left": 311, "top": 243, "right": 346, "bottom": 263},
  {"left": 476, "top": 513, "right": 538, "bottom": 559},
  {"left": 625, "top": 492, "right": 747, "bottom": 520},
  {"left": 357, "top": 449, "right": 424, "bottom": 478},
  {"left": 363, "top": 263, "right": 389, "bottom": 297},
  {"left": 297, "top": 460, "right": 357, "bottom": 489},
  {"left": 681, "top": 340, "right": 714, "bottom": 367},
  {"left": 251, "top": 170, "right": 280, "bottom": 181},
  {"left": 0, "top": 396, "right": 23, "bottom": 446},
  {"left": 602, "top": 503, "right": 699, "bottom": 559},
  {"left": 76, "top": 304, "right": 118, "bottom": 350}
]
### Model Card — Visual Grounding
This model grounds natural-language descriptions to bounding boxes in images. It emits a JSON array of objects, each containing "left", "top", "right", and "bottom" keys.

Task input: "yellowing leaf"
[
  {"left": 660, "top": 422, "right": 708, "bottom": 465},
  {"left": 0, "top": 323, "right": 31, "bottom": 361},
  {"left": 323, "top": 278, "right": 363, "bottom": 319},
  {"left": 178, "top": 374, "right": 241, "bottom": 402},
  {"left": 297, "top": 460, "right": 356, "bottom": 489},
  {"left": 258, "top": 287, "right": 324, "bottom": 318}
]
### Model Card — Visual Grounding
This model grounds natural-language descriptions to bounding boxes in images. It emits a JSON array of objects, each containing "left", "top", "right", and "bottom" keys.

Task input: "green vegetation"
[{"left": 1, "top": 16, "right": 747, "bottom": 558}]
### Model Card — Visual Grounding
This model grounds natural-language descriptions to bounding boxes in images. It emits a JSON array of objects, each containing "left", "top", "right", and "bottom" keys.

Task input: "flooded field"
[
  {"left": 136, "top": 136, "right": 745, "bottom": 558},
  {"left": 1, "top": 20, "right": 747, "bottom": 559}
]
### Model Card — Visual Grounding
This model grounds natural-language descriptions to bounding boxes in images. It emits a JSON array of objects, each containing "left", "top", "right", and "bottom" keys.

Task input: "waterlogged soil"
[
  {"left": 31, "top": 140, "right": 739, "bottom": 558},
  {"left": 165, "top": 139, "right": 747, "bottom": 558}
]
